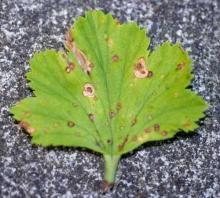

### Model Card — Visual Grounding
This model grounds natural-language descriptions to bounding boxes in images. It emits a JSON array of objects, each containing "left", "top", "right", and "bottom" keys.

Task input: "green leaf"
[{"left": 10, "top": 10, "right": 207, "bottom": 190}]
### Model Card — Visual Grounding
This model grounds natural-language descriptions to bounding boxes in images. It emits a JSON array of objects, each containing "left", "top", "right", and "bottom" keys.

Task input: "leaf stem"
[{"left": 103, "top": 154, "right": 120, "bottom": 191}]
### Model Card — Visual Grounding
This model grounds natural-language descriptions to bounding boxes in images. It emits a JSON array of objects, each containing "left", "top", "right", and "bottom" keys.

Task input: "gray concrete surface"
[{"left": 0, "top": 0, "right": 220, "bottom": 197}]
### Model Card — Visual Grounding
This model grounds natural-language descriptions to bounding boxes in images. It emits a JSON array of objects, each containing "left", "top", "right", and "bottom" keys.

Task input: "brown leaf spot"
[
  {"left": 147, "top": 71, "right": 153, "bottom": 78},
  {"left": 112, "top": 55, "right": 119, "bottom": 62},
  {"left": 160, "top": 131, "right": 168, "bottom": 136},
  {"left": 67, "top": 121, "right": 75, "bottom": 128},
  {"left": 109, "top": 111, "right": 116, "bottom": 119},
  {"left": 19, "top": 121, "right": 35, "bottom": 134},
  {"left": 134, "top": 58, "right": 149, "bottom": 78},
  {"left": 177, "top": 62, "right": 185, "bottom": 70},
  {"left": 88, "top": 113, "right": 95, "bottom": 122},
  {"left": 83, "top": 83, "right": 95, "bottom": 98},
  {"left": 153, "top": 124, "right": 160, "bottom": 132},
  {"left": 144, "top": 127, "right": 152, "bottom": 133},
  {"left": 107, "top": 139, "right": 112, "bottom": 144},
  {"left": 131, "top": 117, "right": 137, "bottom": 127},
  {"left": 118, "top": 135, "right": 128, "bottom": 151},
  {"left": 65, "top": 62, "right": 75, "bottom": 73}
]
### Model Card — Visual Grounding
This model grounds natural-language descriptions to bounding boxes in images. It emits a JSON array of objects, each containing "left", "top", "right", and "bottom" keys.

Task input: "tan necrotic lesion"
[
  {"left": 134, "top": 57, "right": 153, "bottom": 79},
  {"left": 65, "top": 31, "right": 94, "bottom": 75},
  {"left": 83, "top": 83, "right": 95, "bottom": 98}
]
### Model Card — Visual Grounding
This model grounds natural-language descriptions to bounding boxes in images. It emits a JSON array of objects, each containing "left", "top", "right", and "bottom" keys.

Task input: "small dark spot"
[
  {"left": 160, "top": 131, "right": 168, "bottom": 136},
  {"left": 67, "top": 121, "right": 75, "bottom": 127},
  {"left": 177, "top": 62, "right": 185, "bottom": 70},
  {"left": 86, "top": 86, "right": 93, "bottom": 93},
  {"left": 153, "top": 124, "right": 160, "bottom": 132},
  {"left": 88, "top": 113, "right": 95, "bottom": 122},
  {"left": 147, "top": 71, "right": 153, "bottom": 78},
  {"left": 131, "top": 117, "right": 137, "bottom": 127},
  {"left": 109, "top": 111, "right": 115, "bottom": 119},
  {"left": 112, "top": 55, "right": 119, "bottom": 62},
  {"left": 107, "top": 139, "right": 112, "bottom": 144}
]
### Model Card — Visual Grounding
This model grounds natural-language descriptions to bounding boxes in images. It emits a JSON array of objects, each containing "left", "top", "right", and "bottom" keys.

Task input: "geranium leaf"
[{"left": 10, "top": 10, "right": 207, "bottom": 191}]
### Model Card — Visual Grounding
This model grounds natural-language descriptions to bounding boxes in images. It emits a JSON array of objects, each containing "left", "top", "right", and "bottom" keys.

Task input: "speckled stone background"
[{"left": 1, "top": 0, "right": 220, "bottom": 197}]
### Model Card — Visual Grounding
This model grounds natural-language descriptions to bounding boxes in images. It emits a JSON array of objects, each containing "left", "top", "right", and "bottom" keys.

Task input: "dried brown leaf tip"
[
  {"left": 83, "top": 83, "right": 95, "bottom": 98},
  {"left": 65, "top": 31, "right": 94, "bottom": 74},
  {"left": 19, "top": 121, "right": 36, "bottom": 134},
  {"left": 134, "top": 58, "right": 153, "bottom": 78}
]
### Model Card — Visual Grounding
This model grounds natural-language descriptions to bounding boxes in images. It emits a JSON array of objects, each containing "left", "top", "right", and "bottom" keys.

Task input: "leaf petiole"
[{"left": 103, "top": 154, "right": 121, "bottom": 191}]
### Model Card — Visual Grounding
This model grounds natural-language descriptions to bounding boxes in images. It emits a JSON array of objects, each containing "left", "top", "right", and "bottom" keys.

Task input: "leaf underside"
[{"left": 11, "top": 10, "right": 207, "bottom": 156}]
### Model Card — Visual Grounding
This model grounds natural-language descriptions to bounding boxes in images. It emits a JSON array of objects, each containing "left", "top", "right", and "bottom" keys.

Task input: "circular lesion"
[
  {"left": 134, "top": 57, "right": 153, "bottom": 78},
  {"left": 83, "top": 83, "right": 95, "bottom": 98}
]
